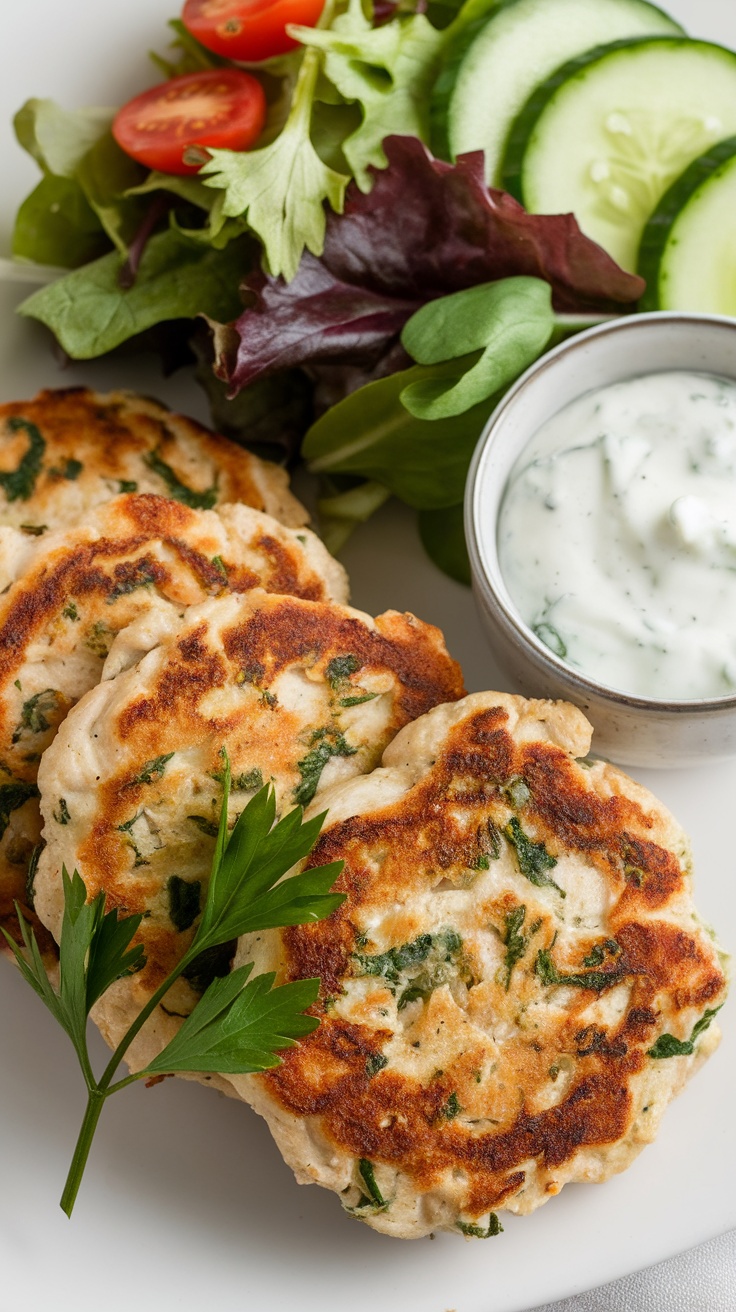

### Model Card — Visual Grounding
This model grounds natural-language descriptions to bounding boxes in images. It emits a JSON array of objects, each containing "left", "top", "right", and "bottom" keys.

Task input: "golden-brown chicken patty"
[
  {"left": 227, "top": 692, "right": 728, "bottom": 1238},
  {"left": 0, "top": 387, "right": 307, "bottom": 533},
  {"left": 33, "top": 591, "right": 464, "bottom": 1065},
  {"left": 0, "top": 494, "right": 346, "bottom": 962}
]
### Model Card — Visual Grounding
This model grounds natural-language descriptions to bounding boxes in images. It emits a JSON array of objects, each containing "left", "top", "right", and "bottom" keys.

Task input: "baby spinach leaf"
[
  {"left": 12, "top": 175, "right": 109, "bottom": 268},
  {"left": 304, "top": 359, "right": 500, "bottom": 509},
  {"left": 18, "top": 229, "right": 251, "bottom": 359},
  {"left": 535, "top": 948, "right": 628, "bottom": 994},
  {"left": 400, "top": 277, "right": 554, "bottom": 418},
  {"left": 418, "top": 503, "right": 470, "bottom": 585}
]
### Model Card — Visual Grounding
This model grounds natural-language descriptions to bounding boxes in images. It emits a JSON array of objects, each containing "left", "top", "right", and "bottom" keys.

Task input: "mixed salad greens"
[{"left": 10, "top": 0, "right": 734, "bottom": 578}]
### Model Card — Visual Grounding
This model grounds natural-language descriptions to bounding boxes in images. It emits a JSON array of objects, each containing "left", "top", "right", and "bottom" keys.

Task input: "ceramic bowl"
[{"left": 465, "top": 312, "right": 736, "bottom": 769}]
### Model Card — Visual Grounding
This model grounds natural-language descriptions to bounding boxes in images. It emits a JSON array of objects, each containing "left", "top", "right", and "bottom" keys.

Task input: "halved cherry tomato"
[
  {"left": 112, "top": 69, "right": 267, "bottom": 175},
  {"left": 182, "top": 0, "right": 326, "bottom": 63}
]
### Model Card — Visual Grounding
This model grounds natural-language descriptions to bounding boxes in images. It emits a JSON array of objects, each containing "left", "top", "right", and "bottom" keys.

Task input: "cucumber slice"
[
  {"left": 502, "top": 38, "right": 736, "bottom": 273},
  {"left": 638, "top": 137, "right": 736, "bottom": 312},
  {"left": 431, "top": 0, "right": 682, "bottom": 183}
]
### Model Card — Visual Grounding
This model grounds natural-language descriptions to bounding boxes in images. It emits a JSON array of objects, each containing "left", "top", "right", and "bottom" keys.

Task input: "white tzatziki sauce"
[{"left": 498, "top": 371, "right": 736, "bottom": 701}]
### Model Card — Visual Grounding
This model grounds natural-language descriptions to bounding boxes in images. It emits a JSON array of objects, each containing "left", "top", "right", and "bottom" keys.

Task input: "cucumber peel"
[
  {"left": 431, "top": 0, "right": 682, "bottom": 182},
  {"left": 638, "top": 136, "right": 736, "bottom": 312},
  {"left": 501, "top": 37, "right": 736, "bottom": 272}
]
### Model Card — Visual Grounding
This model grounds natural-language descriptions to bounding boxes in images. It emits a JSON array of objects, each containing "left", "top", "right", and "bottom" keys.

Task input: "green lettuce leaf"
[
  {"left": 292, "top": 0, "right": 443, "bottom": 187},
  {"left": 14, "top": 99, "right": 115, "bottom": 178},
  {"left": 199, "top": 50, "right": 347, "bottom": 281}
]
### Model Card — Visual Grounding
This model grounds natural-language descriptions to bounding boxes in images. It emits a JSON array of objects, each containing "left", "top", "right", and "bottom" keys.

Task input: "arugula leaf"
[
  {"left": 292, "top": 0, "right": 443, "bottom": 188},
  {"left": 199, "top": 50, "right": 348, "bottom": 281},
  {"left": 400, "top": 277, "right": 554, "bottom": 418},
  {"left": 648, "top": 1006, "right": 722, "bottom": 1059},
  {"left": 143, "top": 966, "right": 320, "bottom": 1075},
  {"left": 18, "top": 228, "right": 252, "bottom": 358}
]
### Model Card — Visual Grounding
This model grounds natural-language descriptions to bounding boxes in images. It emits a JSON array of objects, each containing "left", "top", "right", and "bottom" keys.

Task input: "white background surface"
[{"left": 0, "top": 3, "right": 734, "bottom": 1310}]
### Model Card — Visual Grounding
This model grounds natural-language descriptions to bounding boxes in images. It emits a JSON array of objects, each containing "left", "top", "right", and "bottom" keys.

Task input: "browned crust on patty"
[
  {"left": 259, "top": 702, "right": 727, "bottom": 1218},
  {"left": 38, "top": 593, "right": 463, "bottom": 999},
  {"left": 0, "top": 387, "right": 306, "bottom": 529}
]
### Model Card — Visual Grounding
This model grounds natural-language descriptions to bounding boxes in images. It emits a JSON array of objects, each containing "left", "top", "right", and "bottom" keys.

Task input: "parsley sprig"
[{"left": 2, "top": 757, "right": 344, "bottom": 1216}]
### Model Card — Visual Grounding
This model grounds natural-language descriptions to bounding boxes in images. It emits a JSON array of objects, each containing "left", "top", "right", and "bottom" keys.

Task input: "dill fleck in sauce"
[{"left": 498, "top": 371, "right": 736, "bottom": 701}]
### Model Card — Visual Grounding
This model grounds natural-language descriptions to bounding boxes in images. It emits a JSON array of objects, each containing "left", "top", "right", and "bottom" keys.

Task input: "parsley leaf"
[
  {"left": 648, "top": 1006, "right": 722, "bottom": 1059},
  {"left": 144, "top": 449, "right": 217, "bottom": 510},
  {"left": 144, "top": 966, "right": 320, "bottom": 1075},
  {"left": 4, "top": 754, "right": 344, "bottom": 1216},
  {"left": 535, "top": 947, "right": 628, "bottom": 994},
  {"left": 456, "top": 1215, "right": 503, "bottom": 1238},
  {"left": 0, "top": 418, "right": 46, "bottom": 502},
  {"left": 198, "top": 50, "right": 347, "bottom": 281},
  {"left": 504, "top": 817, "right": 565, "bottom": 897}
]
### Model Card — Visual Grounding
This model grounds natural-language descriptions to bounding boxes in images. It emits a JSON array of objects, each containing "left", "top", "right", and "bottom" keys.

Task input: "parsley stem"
[
  {"left": 60, "top": 1089, "right": 106, "bottom": 1218},
  {"left": 97, "top": 946, "right": 201, "bottom": 1092}
]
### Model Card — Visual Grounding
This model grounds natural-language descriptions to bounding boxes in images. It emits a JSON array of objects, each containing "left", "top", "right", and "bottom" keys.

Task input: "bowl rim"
[{"left": 465, "top": 309, "right": 736, "bottom": 717}]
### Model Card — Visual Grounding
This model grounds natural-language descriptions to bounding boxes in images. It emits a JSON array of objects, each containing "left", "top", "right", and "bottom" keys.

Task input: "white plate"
[{"left": 0, "top": 3, "right": 734, "bottom": 1310}]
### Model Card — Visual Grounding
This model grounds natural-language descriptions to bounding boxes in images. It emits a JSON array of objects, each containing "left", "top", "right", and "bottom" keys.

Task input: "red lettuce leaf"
[{"left": 220, "top": 135, "right": 643, "bottom": 398}]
